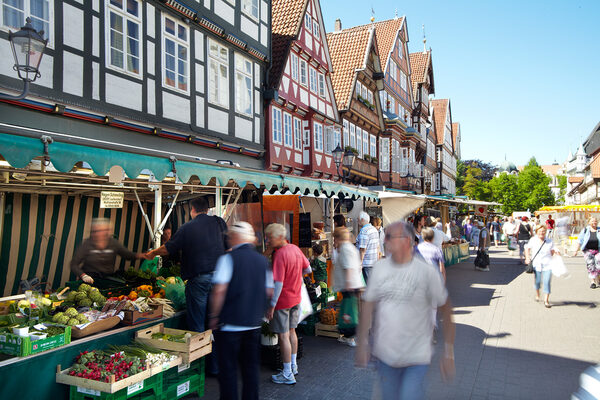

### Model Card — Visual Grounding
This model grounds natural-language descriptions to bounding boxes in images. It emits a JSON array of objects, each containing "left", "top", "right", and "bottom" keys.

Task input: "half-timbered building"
[{"left": 431, "top": 98, "right": 456, "bottom": 195}]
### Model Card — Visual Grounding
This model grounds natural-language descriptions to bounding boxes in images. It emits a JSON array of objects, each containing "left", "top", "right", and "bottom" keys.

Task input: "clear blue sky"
[{"left": 321, "top": 0, "right": 600, "bottom": 168}]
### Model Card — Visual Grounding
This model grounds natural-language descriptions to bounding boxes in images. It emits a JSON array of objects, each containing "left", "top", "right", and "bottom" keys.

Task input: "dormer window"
[{"left": 305, "top": 15, "right": 311, "bottom": 30}]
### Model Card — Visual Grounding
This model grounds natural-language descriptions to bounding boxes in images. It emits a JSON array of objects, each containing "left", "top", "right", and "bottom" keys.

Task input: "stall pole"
[
  {"left": 0, "top": 192, "right": 4, "bottom": 260},
  {"left": 215, "top": 188, "right": 223, "bottom": 217},
  {"left": 153, "top": 185, "right": 162, "bottom": 250},
  {"left": 329, "top": 197, "right": 334, "bottom": 254}
]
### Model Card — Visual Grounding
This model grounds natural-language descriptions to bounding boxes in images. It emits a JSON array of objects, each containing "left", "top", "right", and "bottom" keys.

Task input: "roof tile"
[
  {"left": 269, "top": 0, "right": 307, "bottom": 87},
  {"left": 430, "top": 99, "right": 449, "bottom": 145},
  {"left": 409, "top": 51, "right": 430, "bottom": 97}
]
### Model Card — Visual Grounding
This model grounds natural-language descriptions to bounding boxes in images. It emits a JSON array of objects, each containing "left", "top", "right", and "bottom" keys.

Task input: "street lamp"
[
  {"left": 1, "top": 17, "right": 48, "bottom": 100},
  {"left": 332, "top": 144, "right": 355, "bottom": 183}
]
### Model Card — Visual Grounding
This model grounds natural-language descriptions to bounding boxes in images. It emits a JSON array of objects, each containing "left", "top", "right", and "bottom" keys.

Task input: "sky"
[{"left": 320, "top": 0, "right": 600, "bottom": 168}]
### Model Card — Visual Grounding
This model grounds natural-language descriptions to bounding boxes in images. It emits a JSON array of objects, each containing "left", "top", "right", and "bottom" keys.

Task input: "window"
[
  {"left": 294, "top": 118, "right": 302, "bottom": 150},
  {"left": 241, "top": 0, "right": 258, "bottom": 19},
  {"left": 389, "top": 60, "right": 397, "bottom": 81},
  {"left": 283, "top": 113, "right": 292, "bottom": 147},
  {"left": 350, "top": 123, "right": 356, "bottom": 149},
  {"left": 324, "top": 126, "right": 333, "bottom": 154},
  {"left": 163, "top": 16, "right": 188, "bottom": 92},
  {"left": 370, "top": 135, "right": 376, "bottom": 157},
  {"left": 108, "top": 0, "right": 141, "bottom": 75},
  {"left": 313, "top": 20, "right": 319, "bottom": 38},
  {"left": 290, "top": 53, "right": 298, "bottom": 81},
  {"left": 2, "top": 0, "right": 52, "bottom": 45},
  {"left": 318, "top": 73, "right": 325, "bottom": 98},
  {"left": 299, "top": 59, "right": 307, "bottom": 87},
  {"left": 305, "top": 14, "right": 311, "bottom": 30},
  {"left": 235, "top": 53, "right": 253, "bottom": 115},
  {"left": 356, "top": 81, "right": 362, "bottom": 98},
  {"left": 208, "top": 39, "right": 229, "bottom": 106},
  {"left": 309, "top": 67, "right": 317, "bottom": 93},
  {"left": 367, "top": 90, "right": 373, "bottom": 105},
  {"left": 362, "top": 84, "right": 368, "bottom": 100},
  {"left": 343, "top": 120, "right": 349, "bottom": 147},
  {"left": 400, "top": 69, "right": 407, "bottom": 92},
  {"left": 272, "top": 108, "right": 282, "bottom": 144},
  {"left": 391, "top": 139, "right": 399, "bottom": 172},
  {"left": 334, "top": 127, "right": 341, "bottom": 150},
  {"left": 314, "top": 122, "right": 323, "bottom": 151},
  {"left": 380, "top": 137, "right": 389, "bottom": 171},
  {"left": 398, "top": 39, "right": 403, "bottom": 59},
  {"left": 362, "top": 130, "right": 369, "bottom": 157}
]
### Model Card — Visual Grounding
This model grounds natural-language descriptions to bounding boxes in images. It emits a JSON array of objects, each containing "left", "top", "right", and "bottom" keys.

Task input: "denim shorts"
[{"left": 534, "top": 269, "right": 552, "bottom": 294}]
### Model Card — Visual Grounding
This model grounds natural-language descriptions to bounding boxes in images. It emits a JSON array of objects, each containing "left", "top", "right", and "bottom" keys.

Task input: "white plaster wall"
[
  {"left": 195, "top": 64, "right": 204, "bottom": 94},
  {"left": 196, "top": 96, "right": 205, "bottom": 128},
  {"left": 204, "top": 0, "right": 211, "bottom": 9},
  {"left": 93, "top": 0, "right": 99, "bottom": 12},
  {"left": 241, "top": 16, "right": 258, "bottom": 40},
  {"left": 214, "top": 0, "right": 235, "bottom": 25},
  {"left": 163, "top": 92, "right": 191, "bottom": 124},
  {"left": 208, "top": 106, "right": 229, "bottom": 134},
  {"left": 254, "top": 116, "right": 260, "bottom": 143},
  {"left": 147, "top": 42, "right": 155, "bottom": 75},
  {"left": 260, "top": 24, "right": 268, "bottom": 47},
  {"left": 235, "top": 116, "right": 253, "bottom": 141},
  {"left": 36, "top": 55, "right": 53, "bottom": 88},
  {"left": 92, "top": 17, "right": 99, "bottom": 57},
  {"left": 147, "top": 78, "right": 155, "bottom": 114},
  {"left": 260, "top": 1, "right": 268, "bottom": 22},
  {"left": 63, "top": 4, "right": 84, "bottom": 50},
  {"left": 63, "top": 52, "right": 83, "bottom": 97},
  {"left": 254, "top": 63, "right": 260, "bottom": 88},
  {"left": 195, "top": 31, "right": 204, "bottom": 62},
  {"left": 105, "top": 73, "right": 142, "bottom": 110},
  {"left": 300, "top": 88, "right": 308, "bottom": 105},
  {"left": 254, "top": 89, "right": 261, "bottom": 116},
  {"left": 146, "top": 4, "right": 155, "bottom": 38},
  {"left": 92, "top": 62, "right": 100, "bottom": 100}
]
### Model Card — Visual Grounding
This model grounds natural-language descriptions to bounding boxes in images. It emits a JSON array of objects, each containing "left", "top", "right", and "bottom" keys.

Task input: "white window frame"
[
  {"left": 293, "top": 117, "right": 302, "bottom": 150},
  {"left": 362, "top": 130, "right": 369, "bottom": 158},
  {"left": 241, "top": 0, "right": 258, "bottom": 20},
  {"left": 309, "top": 67, "right": 317, "bottom": 93},
  {"left": 350, "top": 123, "right": 356, "bottom": 149},
  {"left": 334, "top": 127, "right": 341, "bottom": 151},
  {"left": 367, "top": 90, "right": 373, "bottom": 105},
  {"left": 208, "top": 38, "right": 229, "bottom": 107},
  {"left": 343, "top": 120, "right": 350, "bottom": 147},
  {"left": 234, "top": 53, "right": 253, "bottom": 116},
  {"left": 318, "top": 73, "right": 325, "bottom": 98},
  {"left": 400, "top": 69, "right": 407, "bottom": 92},
  {"left": 305, "top": 14, "right": 311, "bottom": 30},
  {"left": 398, "top": 38, "right": 403, "bottom": 59},
  {"left": 380, "top": 137, "right": 390, "bottom": 171},
  {"left": 283, "top": 112, "right": 293, "bottom": 148},
  {"left": 106, "top": 0, "right": 142, "bottom": 77},
  {"left": 356, "top": 81, "right": 362, "bottom": 98},
  {"left": 324, "top": 126, "right": 333, "bottom": 154},
  {"left": 313, "top": 20, "right": 319, "bottom": 39},
  {"left": 370, "top": 135, "right": 376, "bottom": 157},
  {"left": 272, "top": 108, "right": 282, "bottom": 144},
  {"left": 1, "top": 0, "right": 54, "bottom": 47},
  {"left": 314, "top": 122, "right": 323, "bottom": 152},
  {"left": 290, "top": 53, "right": 298, "bottom": 81},
  {"left": 299, "top": 59, "right": 308, "bottom": 87},
  {"left": 356, "top": 127, "right": 362, "bottom": 157},
  {"left": 162, "top": 14, "right": 189, "bottom": 93}
]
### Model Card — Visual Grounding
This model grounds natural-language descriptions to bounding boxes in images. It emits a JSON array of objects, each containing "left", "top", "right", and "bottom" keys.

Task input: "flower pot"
[{"left": 260, "top": 334, "right": 278, "bottom": 346}]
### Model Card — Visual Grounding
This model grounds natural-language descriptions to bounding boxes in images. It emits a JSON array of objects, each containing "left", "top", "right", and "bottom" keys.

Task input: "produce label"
[
  {"left": 178, "top": 363, "right": 190, "bottom": 373},
  {"left": 127, "top": 381, "right": 144, "bottom": 395},
  {"left": 77, "top": 387, "right": 100, "bottom": 396},
  {"left": 177, "top": 381, "right": 190, "bottom": 396}
]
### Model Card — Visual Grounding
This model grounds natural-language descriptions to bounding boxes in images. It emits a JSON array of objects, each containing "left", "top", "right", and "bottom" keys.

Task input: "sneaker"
[
  {"left": 271, "top": 371, "right": 296, "bottom": 385},
  {"left": 591, "top": 283, "right": 597, "bottom": 289},
  {"left": 475, "top": 266, "right": 490, "bottom": 272},
  {"left": 338, "top": 336, "right": 357, "bottom": 347},
  {"left": 292, "top": 365, "right": 298, "bottom": 375}
]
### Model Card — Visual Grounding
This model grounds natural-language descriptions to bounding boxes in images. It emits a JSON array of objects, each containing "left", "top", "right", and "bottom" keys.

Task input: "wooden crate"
[
  {"left": 149, "top": 354, "right": 182, "bottom": 376},
  {"left": 315, "top": 322, "right": 339, "bottom": 338},
  {"left": 56, "top": 363, "right": 152, "bottom": 394},
  {"left": 134, "top": 323, "right": 212, "bottom": 363},
  {"left": 71, "top": 316, "right": 121, "bottom": 339}
]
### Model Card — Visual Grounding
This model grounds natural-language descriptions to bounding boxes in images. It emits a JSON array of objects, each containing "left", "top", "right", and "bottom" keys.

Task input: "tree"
[
  {"left": 462, "top": 159, "right": 496, "bottom": 181},
  {"left": 489, "top": 173, "right": 522, "bottom": 215},
  {"left": 518, "top": 157, "right": 555, "bottom": 211},
  {"left": 462, "top": 165, "right": 492, "bottom": 201},
  {"left": 556, "top": 175, "right": 567, "bottom": 205},
  {"left": 456, "top": 160, "right": 466, "bottom": 195}
]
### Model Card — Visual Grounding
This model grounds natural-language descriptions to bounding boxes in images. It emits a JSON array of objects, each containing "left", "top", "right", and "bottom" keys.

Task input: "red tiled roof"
[
  {"left": 591, "top": 155, "right": 600, "bottom": 179},
  {"left": 327, "top": 25, "right": 374, "bottom": 110},
  {"left": 409, "top": 51, "right": 431, "bottom": 97},
  {"left": 539, "top": 164, "right": 561, "bottom": 176},
  {"left": 451, "top": 122, "right": 459, "bottom": 150},
  {"left": 269, "top": 0, "right": 308, "bottom": 88},
  {"left": 372, "top": 18, "right": 405, "bottom": 71},
  {"left": 430, "top": 99, "right": 449, "bottom": 145},
  {"left": 568, "top": 176, "right": 583, "bottom": 184}
]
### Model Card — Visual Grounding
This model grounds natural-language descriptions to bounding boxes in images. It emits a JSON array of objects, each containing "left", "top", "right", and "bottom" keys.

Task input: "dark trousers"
[{"left": 215, "top": 328, "right": 261, "bottom": 400}]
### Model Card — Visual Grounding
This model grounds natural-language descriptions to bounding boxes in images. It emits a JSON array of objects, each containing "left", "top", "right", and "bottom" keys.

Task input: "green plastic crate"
[
  {"left": 161, "top": 372, "right": 204, "bottom": 399},
  {"left": 163, "top": 357, "right": 204, "bottom": 381},
  {"left": 0, "top": 324, "right": 71, "bottom": 356},
  {"left": 68, "top": 372, "right": 163, "bottom": 400}
]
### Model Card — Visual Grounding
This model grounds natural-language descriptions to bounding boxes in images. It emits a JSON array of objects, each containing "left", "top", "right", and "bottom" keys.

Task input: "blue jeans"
[
  {"left": 534, "top": 269, "right": 552, "bottom": 294},
  {"left": 362, "top": 266, "right": 373, "bottom": 284},
  {"left": 377, "top": 361, "right": 429, "bottom": 400},
  {"left": 185, "top": 272, "right": 213, "bottom": 332}
]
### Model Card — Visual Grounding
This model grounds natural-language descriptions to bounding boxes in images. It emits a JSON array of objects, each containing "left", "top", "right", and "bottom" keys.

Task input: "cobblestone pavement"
[{"left": 199, "top": 247, "right": 600, "bottom": 399}]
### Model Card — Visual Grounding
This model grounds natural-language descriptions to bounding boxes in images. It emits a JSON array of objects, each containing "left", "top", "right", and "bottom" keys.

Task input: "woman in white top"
[
  {"left": 525, "top": 225, "right": 558, "bottom": 308},
  {"left": 332, "top": 226, "right": 365, "bottom": 347}
]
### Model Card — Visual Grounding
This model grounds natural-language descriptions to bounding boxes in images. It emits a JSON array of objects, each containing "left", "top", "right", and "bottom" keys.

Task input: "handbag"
[
  {"left": 526, "top": 240, "right": 546, "bottom": 274},
  {"left": 337, "top": 293, "right": 359, "bottom": 330}
]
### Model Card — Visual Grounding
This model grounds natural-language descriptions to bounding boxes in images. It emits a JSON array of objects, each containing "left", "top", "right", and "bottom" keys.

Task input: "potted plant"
[
  {"left": 344, "top": 146, "right": 359, "bottom": 156},
  {"left": 261, "top": 321, "right": 278, "bottom": 346},
  {"left": 363, "top": 154, "right": 371, "bottom": 162},
  {"left": 371, "top": 157, "right": 379, "bottom": 164}
]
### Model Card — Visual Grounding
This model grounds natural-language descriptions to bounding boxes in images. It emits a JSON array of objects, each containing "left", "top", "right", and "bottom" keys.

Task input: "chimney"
[{"left": 334, "top": 19, "right": 342, "bottom": 32}]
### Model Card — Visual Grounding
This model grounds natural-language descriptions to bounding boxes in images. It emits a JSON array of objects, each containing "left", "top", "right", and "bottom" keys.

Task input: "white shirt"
[
  {"left": 333, "top": 243, "right": 365, "bottom": 292},
  {"left": 526, "top": 237, "right": 555, "bottom": 271},
  {"left": 503, "top": 222, "right": 516, "bottom": 236},
  {"left": 363, "top": 256, "right": 448, "bottom": 367},
  {"left": 432, "top": 229, "right": 450, "bottom": 249}
]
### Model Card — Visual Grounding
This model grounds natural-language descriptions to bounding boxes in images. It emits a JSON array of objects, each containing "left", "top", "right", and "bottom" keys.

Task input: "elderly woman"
[
  {"left": 572, "top": 217, "right": 600, "bottom": 289},
  {"left": 525, "top": 225, "right": 558, "bottom": 308},
  {"left": 333, "top": 227, "right": 365, "bottom": 347}
]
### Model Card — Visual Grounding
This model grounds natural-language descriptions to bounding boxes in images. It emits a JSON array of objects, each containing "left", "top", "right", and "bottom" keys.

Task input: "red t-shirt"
[
  {"left": 546, "top": 219, "right": 555, "bottom": 229},
  {"left": 272, "top": 243, "right": 309, "bottom": 310}
]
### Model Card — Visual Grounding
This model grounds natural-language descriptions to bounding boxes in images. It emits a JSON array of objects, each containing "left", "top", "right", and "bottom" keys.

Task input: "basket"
[{"left": 319, "top": 308, "right": 338, "bottom": 325}]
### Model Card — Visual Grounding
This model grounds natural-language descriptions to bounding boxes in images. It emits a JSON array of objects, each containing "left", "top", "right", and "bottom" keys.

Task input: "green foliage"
[
  {"left": 518, "top": 159, "right": 555, "bottom": 210},
  {"left": 557, "top": 175, "right": 567, "bottom": 205},
  {"left": 489, "top": 174, "right": 522, "bottom": 215},
  {"left": 456, "top": 160, "right": 466, "bottom": 195},
  {"left": 462, "top": 166, "right": 492, "bottom": 201}
]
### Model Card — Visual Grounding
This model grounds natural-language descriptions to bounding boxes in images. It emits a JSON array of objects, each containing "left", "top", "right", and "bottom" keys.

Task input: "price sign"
[
  {"left": 178, "top": 363, "right": 190, "bottom": 373},
  {"left": 100, "top": 191, "right": 124, "bottom": 208},
  {"left": 77, "top": 387, "right": 100, "bottom": 396},
  {"left": 177, "top": 381, "right": 190, "bottom": 396},
  {"left": 127, "top": 381, "right": 144, "bottom": 395}
]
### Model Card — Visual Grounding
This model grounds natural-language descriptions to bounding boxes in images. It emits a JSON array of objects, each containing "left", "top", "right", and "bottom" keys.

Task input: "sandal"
[{"left": 544, "top": 302, "right": 552, "bottom": 308}]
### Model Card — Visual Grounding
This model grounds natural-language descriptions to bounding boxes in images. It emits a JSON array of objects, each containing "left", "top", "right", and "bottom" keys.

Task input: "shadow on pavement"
[{"left": 551, "top": 300, "right": 597, "bottom": 308}]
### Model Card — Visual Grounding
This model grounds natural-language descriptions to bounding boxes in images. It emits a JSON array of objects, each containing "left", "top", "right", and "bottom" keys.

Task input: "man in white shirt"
[
  {"left": 502, "top": 216, "right": 517, "bottom": 255},
  {"left": 355, "top": 221, "right": 455, "bottom": 399}
]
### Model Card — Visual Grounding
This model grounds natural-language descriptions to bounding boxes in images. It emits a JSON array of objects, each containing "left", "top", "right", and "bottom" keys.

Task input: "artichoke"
[
  {"left": 57, "top": 315, "right": 70, "bottom": 325},
  {"left": 76, "top": 314, "right": 88, "bottom": 323},
  {"left": 52, "top": 312, "right": 64, "bottom": 323},
  {"left": 75, "top": 292, "right": 88, "bottom": 302},
  {"left": 65, "top": 307, "right": 78, "bottom": 317},
  {"left": 78, "top": 298, "right": 92, "bottom": 307},
  {"left": 66, "top": 291, "right": 78, "bottom": 303},
  {"left": 67, "top": 318, "right": 79, "bottom": 326},
  {"left": 78, "top": 283, "right": 91, "bottom": 293}
]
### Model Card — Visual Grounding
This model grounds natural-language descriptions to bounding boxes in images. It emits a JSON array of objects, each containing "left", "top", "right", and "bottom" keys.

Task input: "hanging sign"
[
  {"left": 100, "top": 191, "right": 124, "bottom": 208},
  {"left": 474, "top": 205, "right": 488, "bottom": 217}
]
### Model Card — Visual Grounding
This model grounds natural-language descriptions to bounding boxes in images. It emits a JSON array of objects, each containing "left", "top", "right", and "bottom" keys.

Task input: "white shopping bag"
[
  {"left": 550, "top": 255, "right": 569, "bottom": 277},
  {"left": 298, "top": 283, "right": 313, "bottom": 323}
]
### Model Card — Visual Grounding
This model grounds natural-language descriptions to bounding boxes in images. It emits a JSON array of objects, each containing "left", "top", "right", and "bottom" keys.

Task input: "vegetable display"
[
  {"left": 64, "top": 284, "right": 106, "bottom": 308},
  {"left": 68, "top": 350, "right": 145, "bottom": 382},
  {"left": 150, "top": 332, "right": 192, "bottom": 343}
]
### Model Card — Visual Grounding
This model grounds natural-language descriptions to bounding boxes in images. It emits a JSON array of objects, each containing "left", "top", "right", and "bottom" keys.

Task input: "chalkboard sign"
[{"left": 299, "top": 213, "right": 312, "bottom": 248}]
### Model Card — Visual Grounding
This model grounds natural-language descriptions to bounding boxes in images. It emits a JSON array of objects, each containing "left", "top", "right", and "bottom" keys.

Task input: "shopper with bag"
[
  {"left": 572, "top": 217, "right": 600, "bottom": 289},
  {"left": 503, "top": 216, "right": 517, "bottom": 255},
  {"left": 516, "top": 217, "right": 533, "bottom": 264},
  {"left": 332, "top": 227, "right": 365, "bottom": 347},
  {"left": 525, "top": 225, "right": 559, "bottom": 308}
]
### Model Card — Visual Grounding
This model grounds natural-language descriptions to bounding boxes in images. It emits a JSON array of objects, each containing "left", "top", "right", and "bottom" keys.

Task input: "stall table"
[
  {"left": 0, "top": 312, "right": 187, "bottom": 400},
  {"left": 443, "top": 242, "right": 470, "bottom": 266}
]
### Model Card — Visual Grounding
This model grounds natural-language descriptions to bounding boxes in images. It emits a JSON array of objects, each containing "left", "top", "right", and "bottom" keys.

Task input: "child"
[{"left": 310, "top": 243, "right": 328, "bottom": 285}]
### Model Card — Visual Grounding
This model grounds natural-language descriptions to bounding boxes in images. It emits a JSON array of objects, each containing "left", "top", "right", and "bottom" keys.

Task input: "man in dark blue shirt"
[{"left": 146, "top": 196, "right": 227, "bottom": 332}]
